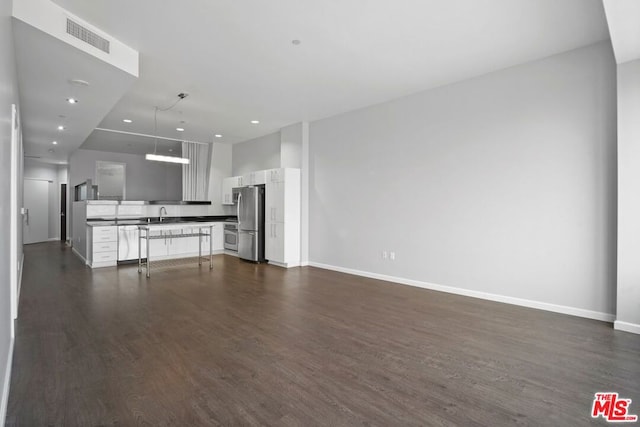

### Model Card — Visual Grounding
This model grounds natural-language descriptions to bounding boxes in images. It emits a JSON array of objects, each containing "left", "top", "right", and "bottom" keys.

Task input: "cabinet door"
[
  {"left": 265, "top": 222, "right": 284, "bottom": 262},
  {"left": 268, "top": 168, "right": 284, "bottom": 183},
  {"left": 222, "top": 178, "right": 233, "bottom": 205},
  {"left": 148, "top": 238, "right": 168, "bottom": 258},
  {"left": 93, "top": 226, "right": 117, "bottom": 243},
  {"left": 213, "top": 224, "right": 224, "bottom": 251},
  {"left": 266, "top": 181, "right": 285, "bottom": 223},
  {"left": 253, "top": 170, "right": 267, "bottom": 185}
]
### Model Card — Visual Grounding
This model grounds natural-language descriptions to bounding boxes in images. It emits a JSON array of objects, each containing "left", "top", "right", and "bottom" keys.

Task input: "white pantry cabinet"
[{"left": 265, "top": 168, "right": 300, "bottom": 267}]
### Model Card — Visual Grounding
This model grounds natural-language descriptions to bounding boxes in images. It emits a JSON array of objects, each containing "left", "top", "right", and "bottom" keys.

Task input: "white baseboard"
[
  {"left": 614, "top": 321, "right": 640, "bottom": 335},
  {"left": 308, "top": 262, "right": 615, "bottom": 323},
  {"left": 71, "top": 247, "right": 87, "bottom": 265},
  {"left": 300, "top": 261, "right": 310, "bottom": 267},
  {"left": 47, "top": 237, "right": 60, "bottom": 241},
  {"left": 17, "top": 254, "right": 23, "bottom": 308},
  {"left": 0, "top": 337, "right": 15, "bottom": 425},
  {"left": 269, "top": 260, "right": 300, "bottom": 268}
]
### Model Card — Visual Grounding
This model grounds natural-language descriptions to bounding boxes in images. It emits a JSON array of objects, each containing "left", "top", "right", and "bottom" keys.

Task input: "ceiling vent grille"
[{"left": 66, "top": 18, "right": 110, "bottom": 54}]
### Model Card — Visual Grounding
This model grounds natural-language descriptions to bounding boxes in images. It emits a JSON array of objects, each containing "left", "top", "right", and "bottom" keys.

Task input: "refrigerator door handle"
[{"left": 236, "top": 193, "right": 242, "bottom": 228}]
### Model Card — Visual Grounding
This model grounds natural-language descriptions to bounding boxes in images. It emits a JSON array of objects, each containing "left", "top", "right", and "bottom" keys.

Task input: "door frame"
[
  {"left": 60, "top": 183, "right": 67, "bottom": 241},
  {"left": 10, "top": 104, "right": 20, "bottom": 328}
]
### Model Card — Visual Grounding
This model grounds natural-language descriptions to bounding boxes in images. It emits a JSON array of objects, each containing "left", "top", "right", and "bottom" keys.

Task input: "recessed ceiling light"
[
  {"left": 176, "top": 127, "right": 185, "bottom": 132},
  {"left": 122, "top": 119, "right": 133, "bottom": 123},
  {"left": 57, "top": 125, "right": 65, "bottom": 131},
  {"left": 169, "top": 149, "right": 174, "bottom": 152},
  {"left": 215, "top": 134, "right": 222, "bottom": 138},
  {"left": 292, "top": 39, "right": 301, "bottom": 45},
  {"left": 67, "top": 98, "right": 78, "bottom": 104},
  {"left": 250, "top": 120, "right": 260, "bottom": 124},
  {"left": 52, "top": 141, "right": 58, "bottom": 145}
]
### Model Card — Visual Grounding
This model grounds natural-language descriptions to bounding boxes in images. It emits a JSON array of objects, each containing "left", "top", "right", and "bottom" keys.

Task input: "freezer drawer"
[{"left": 238, "top": 230, "right": 264, "bottom": 262}]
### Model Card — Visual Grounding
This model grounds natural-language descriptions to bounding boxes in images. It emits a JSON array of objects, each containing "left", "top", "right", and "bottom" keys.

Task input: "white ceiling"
[
  {"left": 13, "top": 19, "right": 136, "bottom": 164},
  {"left": 602, "top": 0, "right": 640, "bottom": 64},
  {"left": 82, "top": 130, "right": 182, "bottom": 156},
  {"left": 17, "top": 0, "right": 610, "bottom": 162}
]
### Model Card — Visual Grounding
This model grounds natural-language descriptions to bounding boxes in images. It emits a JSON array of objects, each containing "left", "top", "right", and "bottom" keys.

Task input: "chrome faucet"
[{"left": 159, "top": 206, "right": 167, "bottom": 222}]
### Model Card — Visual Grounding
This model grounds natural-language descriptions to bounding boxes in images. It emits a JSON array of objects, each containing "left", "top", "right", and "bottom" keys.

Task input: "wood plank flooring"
[{"left": 6, "top": 242, "right": 640, "bottom": 426}]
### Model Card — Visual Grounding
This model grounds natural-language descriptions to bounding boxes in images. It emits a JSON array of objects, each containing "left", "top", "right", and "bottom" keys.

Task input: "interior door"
[
  {"left": 23, "top": 179, "right": 50, "bottom": 244},
  {"left": 60, "top": 183, "right": 67, "bottom": 241}
]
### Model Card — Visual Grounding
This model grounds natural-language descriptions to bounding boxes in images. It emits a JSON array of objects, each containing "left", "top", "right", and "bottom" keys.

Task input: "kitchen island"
[{"left": 137, "top": 222, "right": 217, "bottom": 277}]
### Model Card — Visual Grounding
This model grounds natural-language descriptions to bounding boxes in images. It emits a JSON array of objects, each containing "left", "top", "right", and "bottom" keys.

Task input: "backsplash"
[{"left": 85, "top": 201, "right": 234, "bottom": 219}]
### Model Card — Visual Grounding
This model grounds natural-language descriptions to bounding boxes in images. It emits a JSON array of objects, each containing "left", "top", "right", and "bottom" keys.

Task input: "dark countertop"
[{"left": 87, "top": 215, "right": 237, "bottom": 226}]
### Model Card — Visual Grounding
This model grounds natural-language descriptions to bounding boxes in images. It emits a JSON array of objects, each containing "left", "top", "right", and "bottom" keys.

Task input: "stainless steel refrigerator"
[{"left": 237, "top": 185, "right": 266, "bottom": 262}]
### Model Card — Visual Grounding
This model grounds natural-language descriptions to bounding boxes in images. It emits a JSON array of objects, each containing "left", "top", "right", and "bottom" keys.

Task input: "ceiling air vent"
[{"left": 66, "top": 18, "right": 110, "bottom": 54}]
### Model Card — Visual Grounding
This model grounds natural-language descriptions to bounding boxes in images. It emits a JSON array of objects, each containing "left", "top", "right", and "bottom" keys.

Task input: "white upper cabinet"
[
  {"left": 222, "top": 176, "right": 244, "bottom": 205},
  {"left": 242, "top": 170, "right": 267, "bottom": 186},
  {"left": 267, "top": 168, "right": 284, "bottom": 183},
  {"left": 222, "top": 177, "right": 234, "bottom": 205}
]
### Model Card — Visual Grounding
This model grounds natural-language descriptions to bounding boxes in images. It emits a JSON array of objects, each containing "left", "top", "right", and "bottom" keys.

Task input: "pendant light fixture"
[{"left": 145, "top": 93, "right": 190, "bottom": 164}]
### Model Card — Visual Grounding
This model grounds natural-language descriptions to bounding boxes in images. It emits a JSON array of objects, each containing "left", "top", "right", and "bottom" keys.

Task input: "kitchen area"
[{"left": 70, "top": 150, "right": 302, "bottom": 275}]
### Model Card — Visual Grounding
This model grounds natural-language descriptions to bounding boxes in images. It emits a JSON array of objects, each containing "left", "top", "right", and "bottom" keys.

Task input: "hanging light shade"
[
  {"left": 146, "top": 98, "right": 190, "bottom": 164},
  {"left": 145, "top": 153, "right": 189, "bottom": 164}
]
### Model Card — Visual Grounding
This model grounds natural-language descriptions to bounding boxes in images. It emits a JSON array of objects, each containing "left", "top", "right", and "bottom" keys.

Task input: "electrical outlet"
[
  {"left": 390, "top": 251, "right": 395, "bottom": 260},
  {"left": 382, "top": 251, "right": 388, "bottom": 259}
]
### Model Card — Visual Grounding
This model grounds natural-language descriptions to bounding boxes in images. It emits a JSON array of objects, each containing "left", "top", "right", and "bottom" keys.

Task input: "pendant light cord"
[{"left": 153, "top": 96, "right": 187, "bottom": 155}]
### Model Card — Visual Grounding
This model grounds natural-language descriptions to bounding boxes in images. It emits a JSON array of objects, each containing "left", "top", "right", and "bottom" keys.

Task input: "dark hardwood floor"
[{"left": 6, "top": 242, "right": 640, "bottom": 426}]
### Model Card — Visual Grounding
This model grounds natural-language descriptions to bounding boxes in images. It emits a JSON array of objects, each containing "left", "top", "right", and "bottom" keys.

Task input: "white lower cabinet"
[
  {"left": 265, "top": 222, "right": 284, "bottom": 262},
  {"left": 148, "top": 237, "right": 169, "bottom": 258},
  {"left": 88, "top": 226, "right": 118, "bottom": 268},
  {"left": 153, "top": 224, "right": 224, "bottom": 260}
]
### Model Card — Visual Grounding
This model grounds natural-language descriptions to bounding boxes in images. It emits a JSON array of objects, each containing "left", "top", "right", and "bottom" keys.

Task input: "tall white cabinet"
[{"left": 265, "top": 168, "right": 300, "bottom": 267}]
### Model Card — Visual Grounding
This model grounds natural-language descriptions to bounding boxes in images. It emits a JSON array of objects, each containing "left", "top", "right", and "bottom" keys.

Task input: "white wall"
[
  {"left": 309, "top": 41, "right": 617, "bottom": 319},
  {"left": 280, "top": 123, "right": 303, "bottom": 169},
  {"left": 23, "top": 159, "right": 67, "bottom": 240},
  {"left": 232, "top": 131, "right": 281, "bottom": 176},
  {"left": 207, "top": 142, "right": 235, "bottom": 215},
  {"left": 616, "top": 58, "right": 640, "bottom": 331},
  {"left": 0, "top": 0, "right": 20, "bottom": 420}
]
